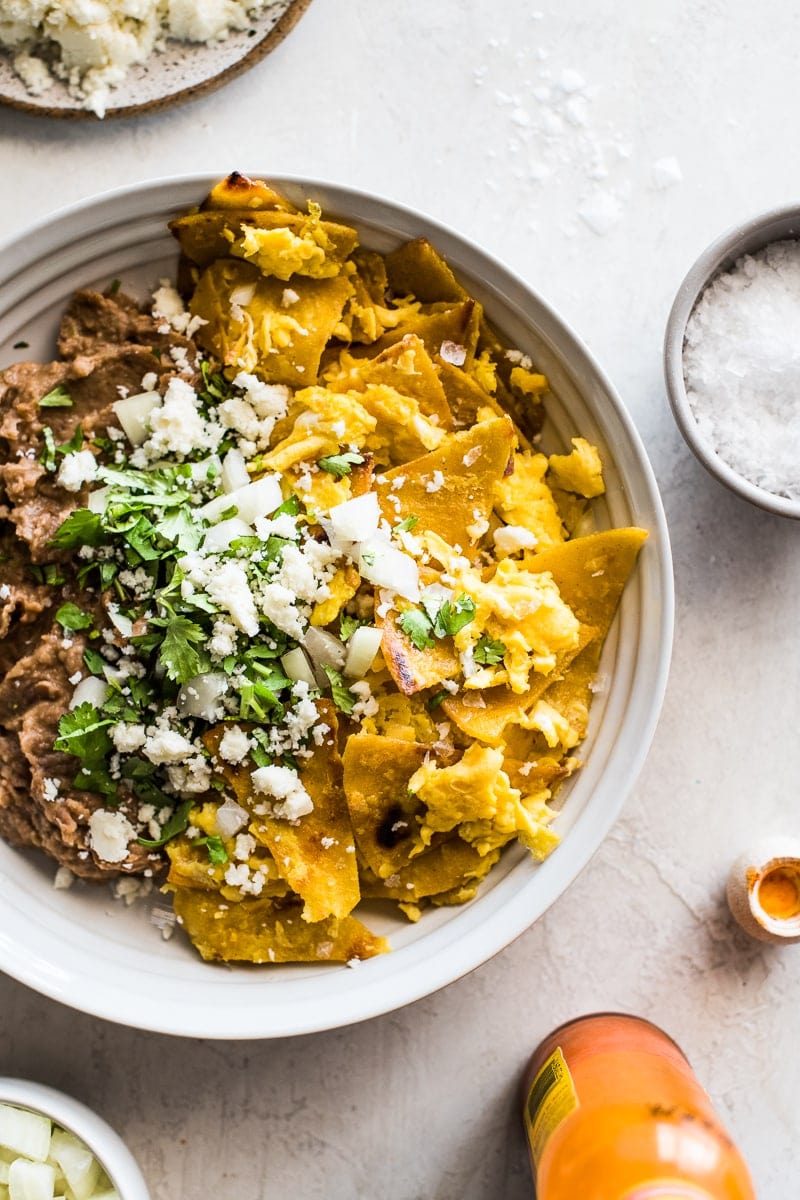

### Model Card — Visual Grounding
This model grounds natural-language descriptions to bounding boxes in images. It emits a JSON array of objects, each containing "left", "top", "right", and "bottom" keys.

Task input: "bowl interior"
[
  {"left": 0, "top": 177, "right": 673, "bottom": 1037},
  {"left": 664, "top": 205, "right": 800, "bottom": 518}
]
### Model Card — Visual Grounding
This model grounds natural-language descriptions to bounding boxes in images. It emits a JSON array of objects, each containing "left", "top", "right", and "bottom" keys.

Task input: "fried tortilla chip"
[
  {"left": 380, "top": 608, "right": 460, "bottom": 696},
  {"left": 190, "top": 259, "right": 352, "bottom": 387},
  {"left": 384, "top": 238, "right": 469, "bottom": 305},
  {"left": 360, "top": 838, "right": 500, "bottom": 904},
  {"left": 327, "top": 335, "right": 453, "bottom": 429},
  {"left": 170, "top": 208, "right": 358, "bottom": 275},
  {"left": 368, "top": 300, "right": 481, "bottom": 365},
  {"left": 173, "top": 891, "right": 387, "bottom": 963},
  {"left": 201, "top": 172, "right": 298, "bottom": 214},
  {"left": 435, "top": 357, "right": 509, "bottom": 430},
  {"left": 377, "top": 417, "right": 515, "bottom": 554},
  {"left": 342, "top": 734, "right": 431, "bottom": 878}
]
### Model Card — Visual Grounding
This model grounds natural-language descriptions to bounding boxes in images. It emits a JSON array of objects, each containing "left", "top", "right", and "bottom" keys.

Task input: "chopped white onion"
[
  {"left": 343, "top": 625, "right": 383, "bottom": 678},
  {"left": 201, "top": 516, "right": 252, "bottom": 554},
  {"left": 0, "top": 1104, "right": 51, "bottom": 1163},
  {"left": 198, "top": 474, "right": 282, "bottom": 525},
  {"left": 214, "top": 799, "right": 250, "bottom": 840},
  {"left": 69, "top": 676, "right": 108, "bottom": 711},
  {"left": 177, "top": 672, "right": 229, "bottom": 721},
  {"left": 106, "top": 604, "right": 133, "bottom": 638},
  {"left": 302, "top": 626, "right": 346, "bottom": 671},
  {"left": 328, "top": 493, "right": 381, "bottom": 546},
  {"left": 221, "top": 448, "right": 251, "bottom": 493},
  {"left": 8, "top": 1159, "right": 56, "bottom": 1200},
  {"left": 87, "top": 486, "right": 110, "bottom": 514},
  {"left": 111, "top": 391, "right": 160, "bottom": 446},
  {"left": 49, "top": 1130, "right": 100, "bottom": 1200},
  {"left": 280, "top": 646, "right": 318, "bottom": 689},
  {"left": 358, "top": 540, "right": 420, "bottom": 602}
]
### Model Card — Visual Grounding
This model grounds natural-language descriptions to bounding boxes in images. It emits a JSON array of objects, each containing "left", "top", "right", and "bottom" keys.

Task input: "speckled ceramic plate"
[
  {"left": 0, "top": 176, "right": 673, "bottom": 1038},
  {"left": 0, "top": 0, "right": 311, "bottom": 120}
]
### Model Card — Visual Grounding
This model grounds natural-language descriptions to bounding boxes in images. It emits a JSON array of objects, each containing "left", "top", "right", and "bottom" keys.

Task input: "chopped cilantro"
[
  {"left": 54, "top": 602, "right": 93, "bottom": 633},
  {"left": 58, "top": 424, "right": 85, "bottom": 455},
  {"left": 361, "top": 550, "right": 376, "bottom": 567},
  {"left": 13, "top": 340, "right": 29, "bottom": 350},
  {"left": 39, "top": 384, "right": 73, "bottom": 409},
  {"left": 83, "top": 647, "right": 106, "bottom": 675},
  {"left": 54, "top": 702, "right": 115, "bottom": 797},
  {"left": 49, "top": 509, "right": 106, "bottom": 550},
  {"left": 398, "top": 608, "right": 435, "bottom": 650},
  {"left": 317, "top": 451, "right": 365, "bottom": 478},
  {"left": 272, "top": 495, "right": 301, "bottom": 518},
  {"left": 196, "top": 835, "right": 228, "bottom": 866},
  {"left": 339, "top": 613, "right": 365, "bottom": 642},
  {"left": 109, "top": 278, "right": 121, "bottom": 295},
  {"left": 474, "top": 635, "right": 506, "bottom": 666},
  {"left": 393, "top": 515, "right": 419, "bottom": 534},
  {"left": 322, "top": 664, "right": 356, "bottom": 715},
  {"left": 427, "top": 689, "right": 449, "bottom": 710},
  {"left": 155, "top": 613, "right": 209, "bottom": 683},
  {"left": 433, "top": 593, "right": 476, "bottom": 638},
  {"left": 137, "top": 798, "right": 194, "bottom": 848},
  {"left": 40, "top": 426, "right": 57, "bottom": 473}
]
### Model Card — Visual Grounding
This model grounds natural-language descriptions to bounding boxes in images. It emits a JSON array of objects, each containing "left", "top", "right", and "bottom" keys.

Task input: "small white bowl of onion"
[{"left": 0, "top": 1080, "right": 149, "bottom": 1200}]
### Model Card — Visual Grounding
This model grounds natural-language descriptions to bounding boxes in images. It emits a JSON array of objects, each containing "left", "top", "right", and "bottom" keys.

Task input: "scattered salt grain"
[{"left": 683, "top": 240, "right": 800, "bottom": 499}]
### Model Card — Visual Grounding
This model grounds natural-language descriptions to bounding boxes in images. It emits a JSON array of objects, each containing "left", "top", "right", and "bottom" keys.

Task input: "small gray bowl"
[{"left": 664, "top": 204, "right": 800, "bottom": 519}]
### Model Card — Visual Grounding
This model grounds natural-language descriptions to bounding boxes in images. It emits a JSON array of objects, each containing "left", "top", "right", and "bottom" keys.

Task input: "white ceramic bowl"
[
  {"left": 0, "top": 1077, "right": 150, "bottom": 1200},
  {"left": 664, "top": 204, "right": 800, "bottom": 519},
  {"left": 0, "top": 176, "right": 673, "bottom": 1038}
]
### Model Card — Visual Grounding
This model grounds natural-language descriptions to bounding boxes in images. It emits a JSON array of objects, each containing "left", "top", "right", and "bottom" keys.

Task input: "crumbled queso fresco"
[
  {"left": 0, "top": 0, "right": 285, "bottom": 117},
  {"left": 44, "top": 281, "right": 398, "bottom": 895},
  {"left": 683, "top": 239, "right": 800, "bottom": 500}
]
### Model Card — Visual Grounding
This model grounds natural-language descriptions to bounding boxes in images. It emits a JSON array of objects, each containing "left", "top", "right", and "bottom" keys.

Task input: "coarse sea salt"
[{"left": 683, "top": 239, "right": 800, "bottom": 500}]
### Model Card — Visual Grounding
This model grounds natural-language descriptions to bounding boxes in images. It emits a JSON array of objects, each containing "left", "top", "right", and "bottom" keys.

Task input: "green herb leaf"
[
  {"left": 157, "top": 614, "right": 209, "bottom": 683},
  {"left": 393, "top": 515, "right": 419, "bottom": 534},
  {"left": 433, "top": 593, "right": 476, "bottom": 638},
  {"left": 317, "top": 452, "right": 365, "bottom": 478},
  {"left": 272, "top": 495, "right": 301, "bottom": 518},
  {"left": 322, "top": 664, "right": 356, "bottom": 715},
  {"left": 339, "top": 613, "right": 365, "bottom": 642},
  {"left": 473, "top": 635, "right": 506, "bottom": 666},
  {"left": 137, "top": 798, "right": 194, "bottom": 848},
  {"left": 196, "top": 835, "right": 228, "bottom": 866},
  {"left": 108, "top": 278, "right": 121, "bottom": 295},
  {"left": 427, "top": 689, "right": 449, "bottom": 710},
  {"left": 57, "top": 424, "right": 85, "bottom": 456},
  {"left": 398, "top": 608, "right": 435, "bottom": 650},
  {"left": 49, "top": 509, "right": 106, "bottom": 550},
  {"left": 40, "top": 426, "right": 57, "bottom": 473},
  {"left": 53, "top": 703, "right": 113, "bottom": 796},
  {"left": 39, "top": 384, "right": 73, "bottom": 409},
  {"left": 55, "top": 602, "right": 93, "bottom": 633},
  {"left": 13, "top": 341, "right": 29, "bottom": 350},
  {"left": 83, "top": 647, "right": 106, "bottom": 675}
]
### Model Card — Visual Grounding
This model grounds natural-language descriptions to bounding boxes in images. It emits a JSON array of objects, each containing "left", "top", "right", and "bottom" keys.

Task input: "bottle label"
[{"left": 523, "top": 1046, "right": 579, "bottom": 1169}]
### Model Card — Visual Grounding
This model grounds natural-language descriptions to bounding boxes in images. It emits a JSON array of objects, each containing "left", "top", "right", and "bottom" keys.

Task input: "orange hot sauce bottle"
[{"left": 522, "top": 1014, "right": 756, "bottom": 1200}]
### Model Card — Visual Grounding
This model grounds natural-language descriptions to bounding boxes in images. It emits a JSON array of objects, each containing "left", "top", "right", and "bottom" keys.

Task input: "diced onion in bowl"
[
  {"left": 201, "top": 517, "right": 252, "bottom": 554},
  {"left": 87, "top": 486, "right": 110, "bottom": 514},
  {"left": 69, "top": 677, "right": 108, "bottom": 711},
  {"left": 280, "top": 646, "right": 318, "bottom": 689},
  {"left": 8, "top": 1158, "right": 56, "bottom": 1200},
  {"left": 106, "top": 605, "right": 133, "bottom": 638},
  {"left": 198, "top": 474, "right": 282, "bottom": 525},
  {"left": 221, "top": 448, "right": 250, "bottom": 493},
  {"left": 343, "top": 625, "right": 383, "bottom": 678},
  {"left": 0, "top": 1105, "right": 51, "bottom": 1163},
  {"left": 328, "top": 493, "right": 380, "bottom": 546},
  {"left": 177, "top": 672, "right": 229, "bottom": 721},
  {"left": 302, "top": 627, "right": 346, "bottom": 671},
  {"left": 110, "top": 392, "right": 160, "bottom": 446},
  {"left": 49, "top": 1129, "right": 101, "bottom": 1200}
]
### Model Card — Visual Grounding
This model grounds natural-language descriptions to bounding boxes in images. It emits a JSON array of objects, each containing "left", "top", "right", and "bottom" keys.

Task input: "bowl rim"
[
  {"left": 0, "top": 173, "right": 674, "bottom": 1037},
  {"left": 0, "top": 1077, "right": 150, "bottom": 1199},
  {"left": 663, "top": 202, "right": 800, "bottom": 519}
]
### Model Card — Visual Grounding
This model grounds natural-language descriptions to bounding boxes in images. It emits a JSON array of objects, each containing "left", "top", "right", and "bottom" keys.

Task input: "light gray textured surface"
[{"left": 0, "top": 1, "right": 798, "bottom": 1195}]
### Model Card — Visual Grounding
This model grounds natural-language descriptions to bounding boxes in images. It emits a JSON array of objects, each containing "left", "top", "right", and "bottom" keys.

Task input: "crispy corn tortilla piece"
[
  {"left": 204, "top": 705, "right": 361, "bottom": 924},
  {"left": 327, "top": 335, "right": 454, "bottom": 430},
  {"left": 201, "top": 172, "right": 298, "bottom": 213},
  {"left": 342, "top": 734, "right": 432, "bottom": 878},
  {"left": 435, "top": 357, "right": 511, "bottom": 431},
  {"left": 384, "top": 238, "right": 469, "bottom": 305},
  {"left": 173, "top": 890, "right": 387, "bottom": 964},
  {"left": 441, "top": 529, "right": 647, "bottom": 743},
  {"left": 380, "top": 608, "right": 460, "bottom": 696},
  {"left": 377, "top": 417, "right": 515, "bottom": 556},
  {"left": 441, "top": 622, "right": 595, "bottom": 745},
  {"left": 169, "top": 209, "right": 359, "bottom": 273},
  {"left": 368, "top": 300, "right": 481, "bottom": 364},
  {"left": 361, "top": 839, "right": 501, "bottom": 905},
  {"left": 190, "top": 259, "right": 353, "bottom": 387},
  {"left": 477, "top": 317, "right": 547, "bottom": 442}
]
